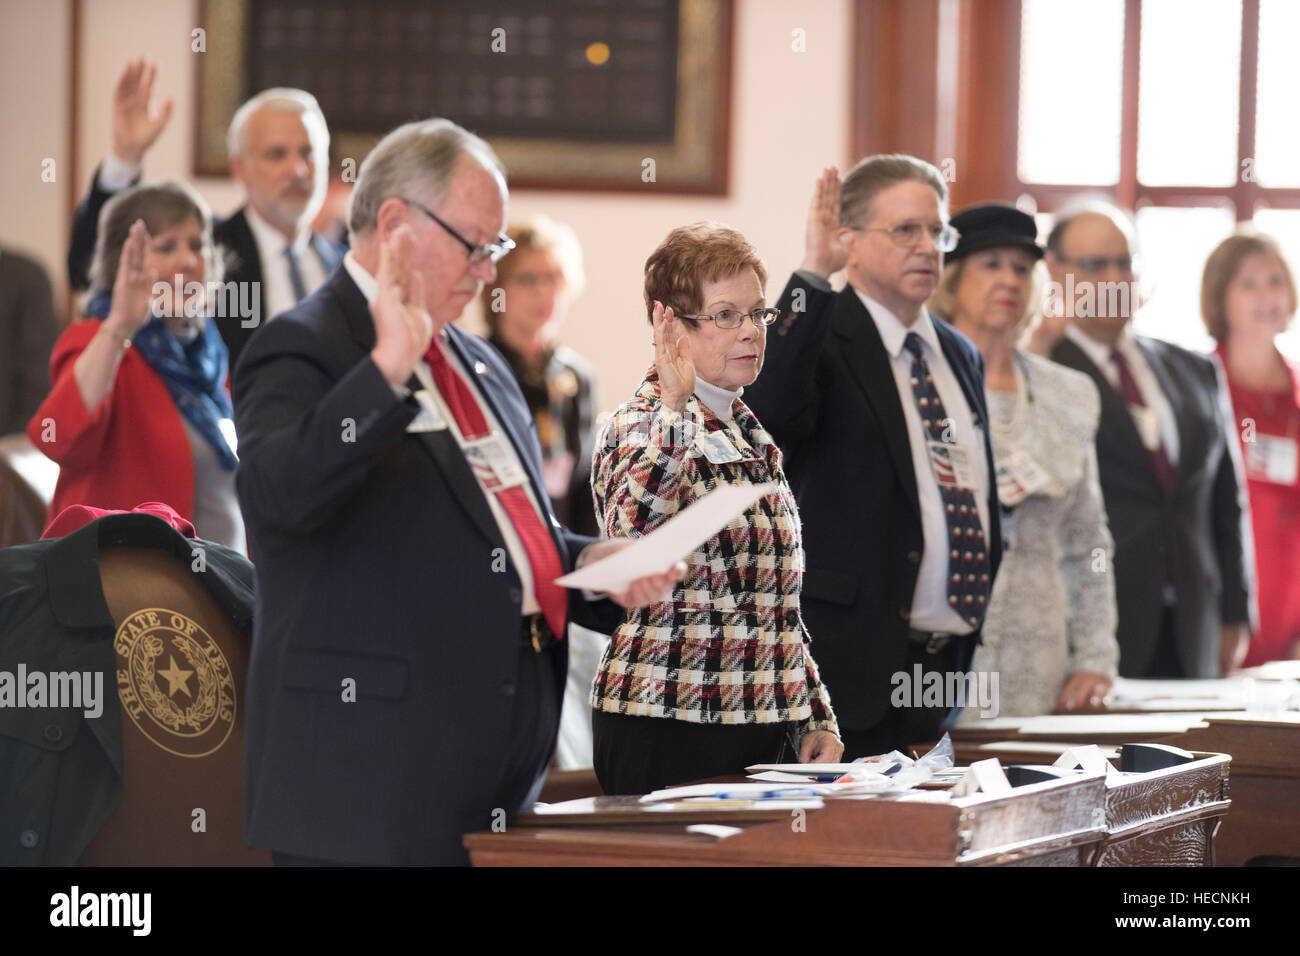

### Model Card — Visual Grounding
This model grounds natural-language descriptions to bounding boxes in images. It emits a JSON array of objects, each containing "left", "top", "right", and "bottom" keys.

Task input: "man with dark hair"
[
  {"left": 1037, "top": 200, "right": 1255, "bottom": 678},
  {"left": 745, "top": 158, "right": 1002, "bottom": 757}
]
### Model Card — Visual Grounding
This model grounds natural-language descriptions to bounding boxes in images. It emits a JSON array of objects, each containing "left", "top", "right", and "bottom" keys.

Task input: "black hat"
[{"left": 947, "top": 202, "right": 1043, "bottom": 263}]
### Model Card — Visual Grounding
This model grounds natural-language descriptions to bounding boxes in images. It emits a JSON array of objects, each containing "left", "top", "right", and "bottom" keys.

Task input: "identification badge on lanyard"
[
  {"left": 995, "top": 448, "right": 1051, "bottom": 507},
  {"left": 697, "top": 430, "right": 744, "bottom": 464},
  {"left": 406, "top": 390, "right": 449, "bottom": 432},
  {"left": 1245, "top": 434, "right": 1299, "bottom": 485},
  {"left": 927, "top": 441, "right": 978, "bottom": 490},
  {"left": 463, "top": 433, "right": 528, "bottom": 493}
]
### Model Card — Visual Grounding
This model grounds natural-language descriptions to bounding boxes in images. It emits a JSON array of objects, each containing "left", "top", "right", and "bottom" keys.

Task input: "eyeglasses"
[
  {"left": 400, "top": 198, "right": 516, "bottom": 265},
  {"left": 678, "top": 307, "right": 780, "bottom": 330},
  {"left": 1055, "top": 254, "right": 1135, "bottom": 276},
  {"left": 857, "top": 221, "right": 960, "bottom": 253}
]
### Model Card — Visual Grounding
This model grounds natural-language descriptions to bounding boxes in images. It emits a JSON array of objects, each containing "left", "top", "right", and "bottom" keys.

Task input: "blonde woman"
[{"left": 929, "top": 203, "right": 1118, "bottom": 716}]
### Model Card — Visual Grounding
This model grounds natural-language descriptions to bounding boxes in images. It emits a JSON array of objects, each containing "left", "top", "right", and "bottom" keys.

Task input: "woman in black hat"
[{"left": 929, "top": 203, "right": 1119, "bottom": 717}]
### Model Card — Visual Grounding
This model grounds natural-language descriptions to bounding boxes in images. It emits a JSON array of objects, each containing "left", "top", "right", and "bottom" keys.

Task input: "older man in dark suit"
[
  {"left": 67, "top": 59, "right": 344, "bottom": 369},
  {"left": 745, "top": 158, "right": 1002, "bottom": 758},
  {"left": 233, "top": 117, "right": 679, "bottom": 866},
  {"left": 1038, "top": 201, "right": 1255, "bottom": 678}
]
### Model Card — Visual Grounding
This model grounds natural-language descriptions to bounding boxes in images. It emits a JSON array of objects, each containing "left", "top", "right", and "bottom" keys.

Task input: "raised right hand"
[
  {"left": 652, "top": 300, "right": 695, "bottom": 413},
  {"left": 105, "top": 220, "right": 155, "bottom": 341},
  {"left": 370, "top": 224, "right": 434, "bottom": 386},
  {"left": 799, "top": 166, "right": 850, "bottom": 278},
  {"left": 112, "top": 58, "right": 174, "bottom": 166}
]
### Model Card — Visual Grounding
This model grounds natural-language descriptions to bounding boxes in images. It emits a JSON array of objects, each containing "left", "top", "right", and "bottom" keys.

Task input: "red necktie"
[
  {"left": 1109, "top": 347, "right": 1174, "bottom": 491},
  {"left": 423, "top": 338, "right": 568, "bottom": 639}
]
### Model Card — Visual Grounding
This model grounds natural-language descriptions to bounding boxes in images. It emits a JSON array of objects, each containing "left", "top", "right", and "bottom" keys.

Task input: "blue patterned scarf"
[{"left": 86, "top": 291, "right": 237, "bottom": 470}]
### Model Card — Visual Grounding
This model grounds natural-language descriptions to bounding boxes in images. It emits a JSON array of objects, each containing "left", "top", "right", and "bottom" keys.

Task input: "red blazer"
[{"left": 28, "top": 320, "right": 194, "bottom": 527}]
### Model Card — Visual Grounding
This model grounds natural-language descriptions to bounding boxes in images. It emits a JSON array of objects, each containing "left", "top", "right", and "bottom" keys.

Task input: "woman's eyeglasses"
[{"left": 677, "top": 307, "right": 780, "bottom": 329}]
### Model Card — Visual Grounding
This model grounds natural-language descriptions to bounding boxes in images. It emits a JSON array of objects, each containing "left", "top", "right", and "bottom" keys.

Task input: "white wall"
[
  {"left": 4, "top": 0, "right": 851, "bottom": 415},
  {"left": 0, "top": 0, "right": 72, "bottom": 314}
]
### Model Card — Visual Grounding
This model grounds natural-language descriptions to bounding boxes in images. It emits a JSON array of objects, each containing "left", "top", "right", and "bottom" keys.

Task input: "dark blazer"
[
  {"left": 488, "top": 336, "right": 599, "bottom": 537},
  {"left": 0, "top": 512, "right": 253, "bottom": 865},
  {"left": 744, "top": 275, "right": 1002, "bottom": 731},
  {"left": 1050, "top": 334, "right": 1254, "bottom": 677},
  {"left": 67, "top": 166, "right": 344, "bottom": 368},
  {"left": 233, "top": 267, "right": 618, "bottom": 865},
  {"left": 0, "top": 248, "right": 58, "bottom": 435}
]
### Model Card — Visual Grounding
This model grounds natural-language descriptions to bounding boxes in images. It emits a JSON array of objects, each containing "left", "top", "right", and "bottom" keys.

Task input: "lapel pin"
[{"left": 474, "top": 361, "right": 489, "bottom": 375}]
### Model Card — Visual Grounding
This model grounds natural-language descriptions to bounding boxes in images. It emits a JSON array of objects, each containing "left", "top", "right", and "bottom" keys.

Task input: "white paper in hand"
[{"left": 555, "top": 482, "right": 776, "bottom": 592}]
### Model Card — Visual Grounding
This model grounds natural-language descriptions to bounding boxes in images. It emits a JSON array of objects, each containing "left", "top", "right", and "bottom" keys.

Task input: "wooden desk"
[
  {"left": 952, "top": 712, "right": 1300, "bottom": 866},
  {"left": 467, "top": 772, "right": 1113, "bottom": 866}
]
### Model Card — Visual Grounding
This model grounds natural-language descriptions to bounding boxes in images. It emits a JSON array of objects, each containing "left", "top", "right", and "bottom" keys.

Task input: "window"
[{"left": 1015, "top": 0, "right": 1300, "bottom": 356}]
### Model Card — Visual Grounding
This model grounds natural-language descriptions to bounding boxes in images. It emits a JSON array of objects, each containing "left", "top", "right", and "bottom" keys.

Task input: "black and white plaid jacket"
[{"left": 589, "top": 367, "right": 838, "bottom": 737}]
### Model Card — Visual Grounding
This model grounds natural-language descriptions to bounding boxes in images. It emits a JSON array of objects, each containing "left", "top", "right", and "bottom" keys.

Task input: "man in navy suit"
[
  {"left": 67, "top": 59, "right": 344, "bottom": 369},
  {"left": 745, "top": 158, "right": 1002, "bottom": 758},
  {"left": 233, "top": 117, "right": 680, "bottom": 866}
]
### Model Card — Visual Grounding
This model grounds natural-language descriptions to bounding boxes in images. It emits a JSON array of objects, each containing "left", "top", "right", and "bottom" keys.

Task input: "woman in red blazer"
[
  {"left": 29, "top": 182, "right": 245, "bottom": 552},
  {"left": 1202, "top": 233, "right": 1300, "bottom": 666}
]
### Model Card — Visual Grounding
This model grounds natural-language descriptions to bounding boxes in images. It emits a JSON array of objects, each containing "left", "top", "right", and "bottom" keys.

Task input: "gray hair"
[
  {"left": 347, "top": 118, "right": 506, "bottom": 241},
  {"left": 226, "top": 87, "right": 330, "bottom": 161},
  {"left": 89, "top": 182, "right": 215, "bottom": 294},
  {"left": 840, "top": 154, "right": 949, "bottom": 227}
]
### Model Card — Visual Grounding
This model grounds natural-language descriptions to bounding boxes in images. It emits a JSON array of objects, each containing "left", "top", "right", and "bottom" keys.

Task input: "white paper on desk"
[
  {"left": 554, "top": 483, "right": 777, "bottom": 592},
  {"left": 1054, "top": 745, "right": 1121, "bottom": 780},
  {"left": 748, "top": 771, "right": 823, "bottom": 783},
  {"left": 640, "top": 781, "right": 828, "bottom": 802},
  {"left": 1012, "top": 714, "right": 1211, "bottom": 736},
  {"left": 646, "top": 798, "right": 824, "bottom": 812},
  {"left": 952, "top": 758, "right": 1012, "bottom": 797}
]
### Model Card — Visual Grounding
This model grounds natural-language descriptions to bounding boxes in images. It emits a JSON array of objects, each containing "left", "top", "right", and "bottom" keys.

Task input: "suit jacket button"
[
  {"left": 43, "top": 724, "right": 62, "bottom": 744},
  {"left": 508, "top": 587, "right": 522, "bottom": 604},
  {"left": 19, "top": 829, "right": 38, "bottom": 849},
  {"left": 898, "top": 607, "right": 910, "bottom": 621},
  {"left": 907, "top": 551, "right": 920, "bottom": 564},
  {"left": 501, "top": 682, "right": 516, "bottom": 697}
]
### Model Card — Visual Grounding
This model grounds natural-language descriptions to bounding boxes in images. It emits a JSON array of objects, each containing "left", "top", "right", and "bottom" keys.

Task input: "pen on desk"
[{"left": 712, "top": 788, "right": 821, "bottom": 800}]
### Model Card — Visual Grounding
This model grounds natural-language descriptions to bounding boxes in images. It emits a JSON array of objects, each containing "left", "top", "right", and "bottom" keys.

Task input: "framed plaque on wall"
[{"left": 195, "top": 0, "right": 733, "bottom": 194}]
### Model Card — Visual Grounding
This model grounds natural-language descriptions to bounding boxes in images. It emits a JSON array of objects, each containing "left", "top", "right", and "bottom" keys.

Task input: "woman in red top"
[
  {"left": 28, "top": 182, "right": 244, "bottom": 551},
  {"left": 1201, "top": 233, "right": 1300, "bottom": 666}
]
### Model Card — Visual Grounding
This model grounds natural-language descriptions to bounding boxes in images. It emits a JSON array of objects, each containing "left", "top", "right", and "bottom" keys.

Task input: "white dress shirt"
[
  {"left": 1065, "top": 323, "right": 1180, "bottom": 464},
  {"left": 245, "top": 205, "right": 328, "bottom": 322},
  {"left": 856, "top": 289, "right": 991, "bottom": 635},
  {"left": 344, "top": 252, "right": 547, "bottom": 615}
]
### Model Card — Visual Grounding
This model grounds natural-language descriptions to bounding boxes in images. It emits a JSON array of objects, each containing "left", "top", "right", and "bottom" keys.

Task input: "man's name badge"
[
  {"left": 464, "top": 433, "right": 528, "bottom": 492},
  {"left": 996, "top": 448, "right": 1051, "bottom": 507},
  {"left": 927, "top": 441, "right": 978, "bottom": 489},
  {"left": 407, "top": 390, "right": 449, "bottom": 432},
  {"left": 697, "top": 430, "right": 744, "bottom": 464},
  {"left": 1245, "top": 433, "right": 1299, "bottom": 485}
]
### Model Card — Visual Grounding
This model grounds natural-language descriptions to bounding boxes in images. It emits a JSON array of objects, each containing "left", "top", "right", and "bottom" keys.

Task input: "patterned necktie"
[
  {"left": 903, "top": 332, "right": 990, "bottom": 630},
  {"left": 1109, "top": 346, "right": 1173, "bottom": 491},
  {"left": 284, "top": 245, "right": 309, "bottom": 302},
  {"left": 423, "top": 337, "right": 568, "bottom": 639}
]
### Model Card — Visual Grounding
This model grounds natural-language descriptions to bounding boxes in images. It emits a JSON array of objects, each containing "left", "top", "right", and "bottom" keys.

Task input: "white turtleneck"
[{"left": 693, "top": 378, "right": 742, "bottom": 423}]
